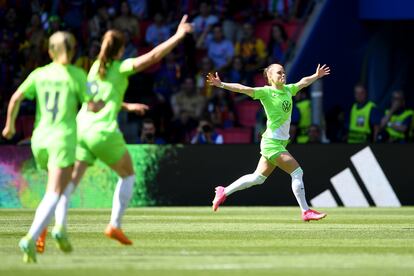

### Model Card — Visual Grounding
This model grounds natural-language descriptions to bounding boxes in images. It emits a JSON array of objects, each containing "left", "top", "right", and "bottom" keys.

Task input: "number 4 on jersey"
[{"left": 45, "top": 91, "right": 60, "bottom": 122}]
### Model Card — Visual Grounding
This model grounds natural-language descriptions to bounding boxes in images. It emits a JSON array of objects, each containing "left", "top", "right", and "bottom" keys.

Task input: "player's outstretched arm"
[
  {"left": 206, "top": 72, "right": 254, "bottom": 97},
  {"left": 295, "top": 64, "right": 330, "bottom": 90},
  {"left": 121, "top": 102, "right": 149, "bottom": 116},
  {"left": 132, "top": 15, "right": 193, "bottom": 73},
  {"left": 2, "top": 90, "right": 25, "bottom": 139}
]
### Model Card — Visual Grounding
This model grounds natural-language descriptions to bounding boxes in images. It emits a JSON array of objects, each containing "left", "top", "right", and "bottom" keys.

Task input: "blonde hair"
[
  {"left": 48, "top": 31, "right": 76, "bottom": 64},
  {"left": 263, "top": 63, "right": 282, "bottom": 86},
  {"left": 98, "top": 30, "right": 125, "bottom": 79}
]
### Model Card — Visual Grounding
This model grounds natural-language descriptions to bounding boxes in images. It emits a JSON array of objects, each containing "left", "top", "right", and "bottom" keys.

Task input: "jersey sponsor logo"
[
  {"left": 310, "top": 146, "right": 401, "bottom": 208},
  {"left": 282, "top": 100, "right": 291, "bottom": 113},
  {"left": 87, "top": 81, "right": 99, "bottom": 96}
]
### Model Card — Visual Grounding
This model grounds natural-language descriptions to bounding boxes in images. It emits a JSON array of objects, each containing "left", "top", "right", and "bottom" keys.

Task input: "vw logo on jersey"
[{"left": 282, "top": 100, "right": 291, "bottom": 112}]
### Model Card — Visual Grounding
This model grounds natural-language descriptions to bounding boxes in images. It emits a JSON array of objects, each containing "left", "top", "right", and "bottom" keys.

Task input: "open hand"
[
  {"left": 176, "top": 15, "right": 194, "bottom": 38},
  {"left": 125, "top": 103, "right": 150, "bottom": 115},
  {"left": 316, "top": 64, "right": 330, "bottom": 78},
  {"left": 206, "top": 72, "right": 222, "bottom": 87}
]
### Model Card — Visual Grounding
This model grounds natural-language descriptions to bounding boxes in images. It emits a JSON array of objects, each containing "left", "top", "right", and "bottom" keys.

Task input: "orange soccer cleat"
[
  {"left": 104, "top": 224, "right": 133, "bottom": 245},
  {"left": 36, "top": 228, "right": 47, "bottom": 253}
]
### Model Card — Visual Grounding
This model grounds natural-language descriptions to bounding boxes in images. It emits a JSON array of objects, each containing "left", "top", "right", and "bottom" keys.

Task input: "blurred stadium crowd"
[{"left": 0, "top": 0, "right": 413, "bottom": 145}]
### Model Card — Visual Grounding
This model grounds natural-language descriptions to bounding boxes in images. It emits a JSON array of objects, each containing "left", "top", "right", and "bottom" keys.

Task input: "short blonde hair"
[{"left": 48, "top": 31, "right": 76, "bottom": 63}]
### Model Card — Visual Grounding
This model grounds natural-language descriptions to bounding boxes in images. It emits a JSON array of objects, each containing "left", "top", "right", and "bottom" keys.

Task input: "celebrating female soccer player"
[
  {"left": 42, "top": 15, "right": 193, "bottom": 247},
  {"left": 2, "top": 31, "right": 103, "bottom": 263},
  {"left": 207, "top": 63, "right": 330, "bottom": 221}
]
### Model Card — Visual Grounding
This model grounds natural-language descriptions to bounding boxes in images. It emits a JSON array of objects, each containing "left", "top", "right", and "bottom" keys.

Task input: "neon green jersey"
[
  {"left": 77, "top": 58, "right": 135, "bottom": 133},
  {"left": 252, "top": 84, "right": 300, "bottom": 140},
  {"left": 18, "top": 62, "right": 90, "bottom": 147}
]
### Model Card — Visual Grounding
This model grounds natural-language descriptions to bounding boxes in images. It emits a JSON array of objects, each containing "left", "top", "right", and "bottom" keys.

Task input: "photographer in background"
[
  {"left": 191, "top": 119, "right": 223, "bottom": 144},
  {"left": 137, "top": 118, "right": 166, "bottom": 144}
]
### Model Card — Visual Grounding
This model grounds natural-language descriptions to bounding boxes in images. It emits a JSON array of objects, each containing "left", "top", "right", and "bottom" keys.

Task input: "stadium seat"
[
  {"left": 254, "top": 21, "right": 273, "bottom": 44},
  {"left": 235, "top": 100, "right": 261, "bottom": 128},
  {"left": 217, "top": 127, "right": 253, "bottom": 144}
]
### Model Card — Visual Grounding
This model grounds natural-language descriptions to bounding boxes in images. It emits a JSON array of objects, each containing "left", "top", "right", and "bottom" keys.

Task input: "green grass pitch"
[{"left": 1, "top": 207, "right": 414, "bottom": 276}]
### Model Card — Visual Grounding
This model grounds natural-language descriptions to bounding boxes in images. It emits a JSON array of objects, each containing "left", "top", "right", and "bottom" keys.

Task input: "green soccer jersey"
[
  {"left": 77, "top": 58, "right": 135, "bottom": 133},
  {"left": 18, "top": 62, "right": 91, "bottom": 147},
  {"left": 252, "top": 84, "right": 300, "bottom": 140}
]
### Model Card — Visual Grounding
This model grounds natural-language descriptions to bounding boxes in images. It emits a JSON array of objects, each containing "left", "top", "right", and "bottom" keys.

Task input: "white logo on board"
[{"left": 310, "top": 146, "right": 401, "bottom": 208}]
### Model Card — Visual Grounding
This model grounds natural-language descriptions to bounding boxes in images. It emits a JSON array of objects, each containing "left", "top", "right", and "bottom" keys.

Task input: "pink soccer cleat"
[
  {"left": 212, "top": 186, "right": 227, "bottom": 211},
  {"left": 302, "top": 209, "right": 327, "bottom": 222}
]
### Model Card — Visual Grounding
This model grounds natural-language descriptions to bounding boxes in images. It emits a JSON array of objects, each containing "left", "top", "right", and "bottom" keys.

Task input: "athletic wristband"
[{"left": 220, "top": 83, "right": 225, "bottom": 88}]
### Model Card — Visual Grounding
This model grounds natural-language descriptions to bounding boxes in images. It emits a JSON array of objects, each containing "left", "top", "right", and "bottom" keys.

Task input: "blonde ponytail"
[{"left": 49, "top": 31, "right": 76, "bottom": 64}]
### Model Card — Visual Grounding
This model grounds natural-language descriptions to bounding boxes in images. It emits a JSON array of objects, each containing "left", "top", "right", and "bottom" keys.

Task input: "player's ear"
[{"left": 48, "top": 49, "right": 54, "bottom": 60}]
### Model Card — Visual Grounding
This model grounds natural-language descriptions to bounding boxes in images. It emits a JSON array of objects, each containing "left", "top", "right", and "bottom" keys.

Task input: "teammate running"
[
  {"left": 207, "top": 63, "right": 330, "bottom": 221},
  {"left": 2, "top": 31, "right": 103, "bottom": 263},
  {"left": 36, "top": 15, "right": 193, "bottom": 248}
]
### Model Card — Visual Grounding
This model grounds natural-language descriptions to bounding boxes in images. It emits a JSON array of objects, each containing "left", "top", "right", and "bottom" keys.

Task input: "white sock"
[
  {"left": 224, "top": 173, "right": 267, "bottom": 196},
  {"left": 28, "top": 192, "right": 60, "bottom": 240},
  {"left": 54, "top": 182, "right": 76, "bottom": 227},
  {"left": 110, "top": 175, "right": 135, "bottom": 228},
  {"left": 291, "top": 167, "right": 309, "bottom": 212}
]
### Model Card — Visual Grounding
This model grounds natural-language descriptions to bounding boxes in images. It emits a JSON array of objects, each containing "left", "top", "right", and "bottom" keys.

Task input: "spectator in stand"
[
  {"left": 48, "top": 15, "right": 64, "bottom": 35},
  {"left": 307, "top": 124, "right": 322, "bottom": 144},
  {"left": 170, "top": 77, "right": 205, "bottom": 142},
  {"left": 191, "top": 119, "right": 224, "bottom": 144},
  {"left": 379, "top": 90, "right": 413, "bottom": 143},
  {"left": 192, "top": 1, "right": 219, "bottom": 40},
  {"left": 196, "top": 56, "right": 214, "bottom": 98},
  {"left": 88, "top": 5, "right": 112, "bottom": 40},
  {"left": 127, "top": 0, "right": 147, "bottom": 19},
  {"left": 25, "top": 13, "right": 46, "bottom": 50},
  {"left": 145, "top": 12, "right": 171, "bottom": 47},
  {"left": 137, "top": 118, "right": 166, "bottom": 144},
  {"left": 346, "top": 83, "right": 381, "bottom": 144},
  {"left": 197, "top": 24, "right": 234, "bottom": 72},
  {"left": 114, "top": 1, "right": 140, "bottom": 41},
  {"left": 206, "top": 86, "right": 236, "bottom": 129},
  {"left": 267, "top": 0, "right": 296, "bottom": 20},
  {"left": 122, "top": 30, "right": 138, "bottom": 59},
  {"left": 226, "top": 55, "right": 253, "bottom": 86},
  {"left": 153, "top": 52, "right": 181, "bottom": 103},
  {"left": 75, "top": 40, "right": 101, "bottom": 72},
  {"left": 235, "top": 23, "right": 267, "bottom": 74},
  {"left": 171, "top": 76, "right": 205, "bottom": 121},
  {"left": 267, "top": 23, "right": 288, "bottom": 64}
]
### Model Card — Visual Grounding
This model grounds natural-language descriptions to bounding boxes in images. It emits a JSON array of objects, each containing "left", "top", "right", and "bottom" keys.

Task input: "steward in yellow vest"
[
  {"left": 347, "top": 84, "right": 381, "bottom": 143},
  {"left": 380, "top": 91, "right": 413, "bottom": 143}
]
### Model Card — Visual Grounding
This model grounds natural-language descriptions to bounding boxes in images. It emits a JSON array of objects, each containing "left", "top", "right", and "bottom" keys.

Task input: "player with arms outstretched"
[
  {"left": 36, "top": 15, "right": 193, "bottom": 248},
  {"left": 2, "top": 31, "right": 103, "bottom": 263},
  {"left": 207, "top": 63, "right": 330, "bottom": 221}
]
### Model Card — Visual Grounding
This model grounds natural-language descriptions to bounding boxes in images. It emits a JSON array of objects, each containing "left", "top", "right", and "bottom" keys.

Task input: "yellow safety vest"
[
  {"left": 348, "top": 101, "right": 375, "bottom": 144},
  {"left": 386, "top": 109, "right": 414, "bottom": 141},
  {"left": 296, "top": 99, "right": 311, "bottom": 144}
]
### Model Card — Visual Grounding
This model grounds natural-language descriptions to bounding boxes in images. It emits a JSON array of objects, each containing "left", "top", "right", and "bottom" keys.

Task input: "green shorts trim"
[
  {"left": 76, "top": 130, "right": 127, "bottom": 166},
  {"left": 260, "top": 137, "right": 289, "bottom": 165},
  {"left": 32, "top": 144, "right": 76, "bottom": 170}
]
